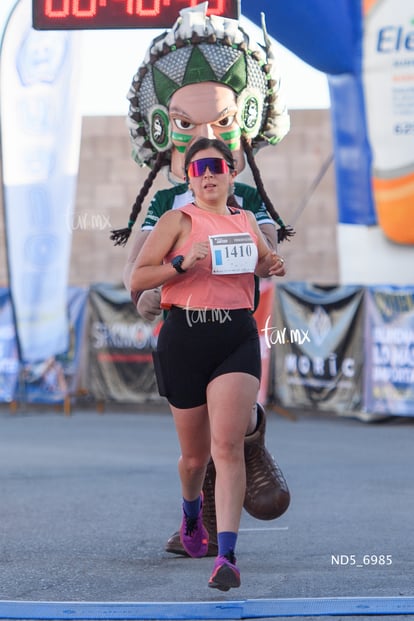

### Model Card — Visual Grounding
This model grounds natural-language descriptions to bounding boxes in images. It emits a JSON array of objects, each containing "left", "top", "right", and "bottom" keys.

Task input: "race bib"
[{"left": 209, "top": 233, "right": 258, "bottom": 274}]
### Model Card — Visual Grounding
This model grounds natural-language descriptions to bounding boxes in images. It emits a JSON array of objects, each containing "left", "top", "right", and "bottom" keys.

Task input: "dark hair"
[
  {"left": 184, "top": 138, "right": 235, "bottom": 178},
  {"left": 110, "top": 137, "right": 294, "bottom": 247}
]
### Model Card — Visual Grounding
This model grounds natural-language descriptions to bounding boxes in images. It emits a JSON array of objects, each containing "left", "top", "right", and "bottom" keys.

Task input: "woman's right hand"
[{"left": 181, "top": 241, "right": 210, "bottom": 271}]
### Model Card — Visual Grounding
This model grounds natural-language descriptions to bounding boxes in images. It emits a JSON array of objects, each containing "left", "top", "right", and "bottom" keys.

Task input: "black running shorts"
[{"left": 152, "top": 306, "right": 261, "bottom": 409}]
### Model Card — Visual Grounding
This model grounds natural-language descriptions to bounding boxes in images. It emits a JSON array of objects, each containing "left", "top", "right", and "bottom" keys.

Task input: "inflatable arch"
[{"left": 244, "top": 0, "right": 414, "bottom": 285}]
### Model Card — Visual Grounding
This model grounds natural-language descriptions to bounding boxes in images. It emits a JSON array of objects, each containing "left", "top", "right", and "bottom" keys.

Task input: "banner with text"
[
  {"left": 0, "top": 287, "right": 87, "bottom": 404},
  {"left": 20, "top": 287, "right": 88, "bottom": 404},
  {"left": 364, "top": 286, "right": 414, "bottom": 416},
  {"left": 87, "top": 283, "right": 162, "bottom": 403},
  {"left": 0, "top": 0, "right": 82, "bottom": 361},
  {"left": 272, "top": 283, "right": 364, "bottom": 412}
]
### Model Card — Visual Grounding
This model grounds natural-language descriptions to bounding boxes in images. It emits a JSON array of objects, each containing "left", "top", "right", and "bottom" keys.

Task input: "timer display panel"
[{"left": 33, "top": 0, "right": 240, "bottom": 29}]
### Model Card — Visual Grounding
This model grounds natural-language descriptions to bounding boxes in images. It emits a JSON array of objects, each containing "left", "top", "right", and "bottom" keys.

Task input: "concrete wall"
[{"left": 0, "top": 109, "right": 338, "bottom": 288}]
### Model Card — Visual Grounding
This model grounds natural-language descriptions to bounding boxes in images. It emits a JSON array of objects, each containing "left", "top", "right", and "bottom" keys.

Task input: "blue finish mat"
[{"left": 1, "top": 597, "right": 414, "bottom": 619}]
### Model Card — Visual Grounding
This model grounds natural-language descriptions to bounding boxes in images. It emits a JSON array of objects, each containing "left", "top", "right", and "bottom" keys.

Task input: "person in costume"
[
  {"left": 111, "top": 2, "right": 292, "bottom": 556},
  {"left": 130, "top": 137, "right": 286, "bottom": 590}
]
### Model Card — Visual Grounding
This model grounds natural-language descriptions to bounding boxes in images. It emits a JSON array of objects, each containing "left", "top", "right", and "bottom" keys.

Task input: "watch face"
[{"left": 172, "top": 255, "right": 185, "bottom": 272}]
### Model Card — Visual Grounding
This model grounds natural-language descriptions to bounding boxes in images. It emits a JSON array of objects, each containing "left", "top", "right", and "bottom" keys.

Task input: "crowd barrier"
[{"left": 1, "top": 282, "right": 413, "bottom": 418}]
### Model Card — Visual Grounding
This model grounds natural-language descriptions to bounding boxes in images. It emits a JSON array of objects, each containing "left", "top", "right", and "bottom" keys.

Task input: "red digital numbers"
[
  {"left": 33, "top": 0, "right": 239, "bottom": 29},
  {"left": 44, "top": 0, "right": 97, "bottom": 18}
]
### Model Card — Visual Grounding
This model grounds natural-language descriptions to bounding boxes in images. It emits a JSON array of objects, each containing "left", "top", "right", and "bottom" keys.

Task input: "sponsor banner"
[
  {"left": 364, "top": 286, "right": 414, "bottom": 416},
  {"left": 272, "top": 283, "right": 364, "bottom": 412},
  {"left": 61, "top": 287, "right": 89, "bottom": 396},
  {"left": 0, "top": 0, "right": 82, "bottom": 361},
  {"left": 87, "top": 283, "right": 162, "bottom": 403},
  {"left": 16, "top": 287, "right": 88, "bottom": 404},
  {"left": 362, "top": 0, "right": 414, "bottom": 245},
  {"left": 0, "top": 288, "right": 19, "bottom": 402},
  {"left": 0, "top": 287, "right": 87, "bottom": 403},
  {"left": 328, "top": 72, "right": 376, "bottom": 227}
]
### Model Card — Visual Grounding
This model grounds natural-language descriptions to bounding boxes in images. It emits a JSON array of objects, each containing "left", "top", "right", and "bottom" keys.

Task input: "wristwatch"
[{"left": 171, "top": 255, "right": 186, "bottom": 274}]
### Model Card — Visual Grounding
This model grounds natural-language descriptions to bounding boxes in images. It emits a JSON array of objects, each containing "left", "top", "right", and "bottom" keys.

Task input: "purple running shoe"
[
  {"left": 179, "top": 497, "right": 209, "bottom": 558},
  {"left": 208, "top": 552, "right": 240, "bottom": 591}
]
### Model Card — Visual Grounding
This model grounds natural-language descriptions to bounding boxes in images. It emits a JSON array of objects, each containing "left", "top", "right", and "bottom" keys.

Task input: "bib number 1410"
[{"left": 209, "top": 233, "right": 257, "bottom": 274}]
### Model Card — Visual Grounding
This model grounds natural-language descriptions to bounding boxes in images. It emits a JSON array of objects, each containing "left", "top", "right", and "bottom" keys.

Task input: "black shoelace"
[
  {"left": 224, "top": 550, "right": 236, "bottom": 564},
  {"left": 184, "top": 514, "right": 198, "bottom": 536}
]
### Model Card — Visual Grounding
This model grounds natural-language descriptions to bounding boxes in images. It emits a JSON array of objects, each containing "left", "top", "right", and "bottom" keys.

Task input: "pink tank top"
[{"left": 161, "top": 204, "right": 258, "bottom": 310}]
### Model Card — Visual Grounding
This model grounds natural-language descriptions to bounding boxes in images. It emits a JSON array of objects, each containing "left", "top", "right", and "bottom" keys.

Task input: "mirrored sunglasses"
[{"left": 187, "top": 157, "right": 231, "bottom": 178}]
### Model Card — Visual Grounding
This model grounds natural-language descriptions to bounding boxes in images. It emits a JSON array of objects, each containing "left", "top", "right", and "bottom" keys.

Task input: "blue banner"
[
  {"left": 0, "top": 0, "right": 82, "bottom": 362},
  {"left": 0, "top": 288, "right": 19, "bottom": 402},
  {"left": 242, "top": 0, "right": 356, "bottom": 75},
  {"left": 20, "top": 287, "right": 88, "bottom": 404},
  {"left": 364, "top": 286, "right": 414, "bottom": 417}
]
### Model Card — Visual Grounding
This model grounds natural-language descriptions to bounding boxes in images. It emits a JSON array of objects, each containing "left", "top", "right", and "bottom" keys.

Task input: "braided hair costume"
[{"left": 110, "top": 2, "right": 294, "bottom": 246}]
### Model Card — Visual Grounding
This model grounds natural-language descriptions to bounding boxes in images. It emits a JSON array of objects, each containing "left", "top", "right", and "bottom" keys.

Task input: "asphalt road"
[{"left": 0, "top": 404, "right": 413, "bottom": 620}]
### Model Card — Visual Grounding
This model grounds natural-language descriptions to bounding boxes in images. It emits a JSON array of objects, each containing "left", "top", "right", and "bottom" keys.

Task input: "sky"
[{"left": 78, "top": 16, "right": 330, "bottom": 117}]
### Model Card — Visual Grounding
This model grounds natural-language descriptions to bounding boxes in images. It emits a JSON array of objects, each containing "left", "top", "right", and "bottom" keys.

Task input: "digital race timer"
[{"left": 32, "top": 0, "right": 240, "bottom": 29}]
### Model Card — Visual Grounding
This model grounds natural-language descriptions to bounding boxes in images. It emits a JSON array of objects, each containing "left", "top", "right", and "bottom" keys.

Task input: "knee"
[
  {"left": 211, "top": 438, "right": 244, "bottom": 465},
  {"left": 179, "top": 454, "right": 209, "bottom": 476}
]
